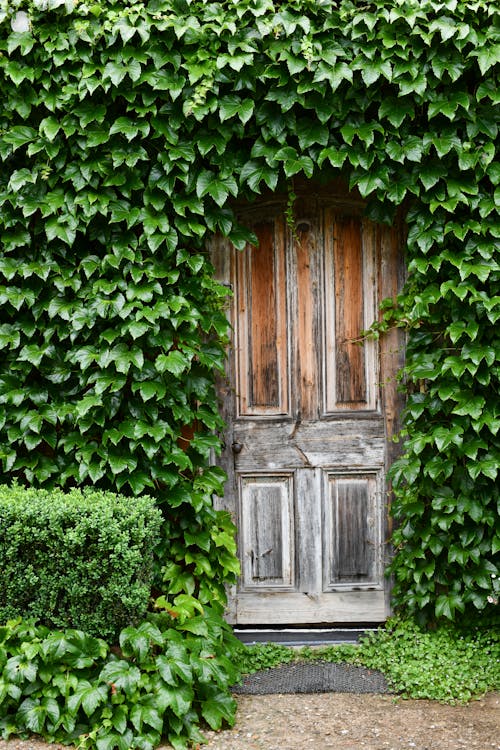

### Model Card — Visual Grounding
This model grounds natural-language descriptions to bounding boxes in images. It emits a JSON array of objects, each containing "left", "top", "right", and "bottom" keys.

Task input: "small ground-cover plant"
[
  {"left": 233, "top": 642, "right": 297, "bottom": 674},
  {"left": 235, "top": 616, "right": 500, "bottom": 704}
]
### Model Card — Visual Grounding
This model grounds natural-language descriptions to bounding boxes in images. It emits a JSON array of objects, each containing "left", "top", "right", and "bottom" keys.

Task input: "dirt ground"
[{"left": 0, "top": 692, "right": 497, "bottom": 750}]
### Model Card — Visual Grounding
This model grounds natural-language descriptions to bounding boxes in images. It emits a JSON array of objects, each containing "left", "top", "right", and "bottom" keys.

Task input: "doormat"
[{"left": 233, "top": 661, "right": 391, "bottom": 695}]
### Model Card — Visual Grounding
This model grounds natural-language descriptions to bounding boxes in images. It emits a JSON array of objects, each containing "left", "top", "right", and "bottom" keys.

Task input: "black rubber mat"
[{"left": 233, "top": 660, "right": 391, "bottom": 695}]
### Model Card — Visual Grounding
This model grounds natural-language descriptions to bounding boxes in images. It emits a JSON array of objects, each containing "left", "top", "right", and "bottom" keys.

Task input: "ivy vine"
[{"left": 0, "top": 0, "right": 498, "bottom": 743}]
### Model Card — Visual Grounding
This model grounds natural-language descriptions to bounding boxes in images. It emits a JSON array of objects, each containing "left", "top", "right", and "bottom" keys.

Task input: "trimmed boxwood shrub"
[{"left": 0, "top": 484, "right": 162, "bottom": 641}]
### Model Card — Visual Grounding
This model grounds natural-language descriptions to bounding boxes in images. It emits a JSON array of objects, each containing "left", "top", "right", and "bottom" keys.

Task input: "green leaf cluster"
[
  {"left": 388, "top": 199, "right": 500, "bottom": 619},
  {"left": 0, "top": 0, "right": 499, "bottom": 744},
  {"left": 0, "top": 615, "right": 240, "bottom": 750},
  {"left": 347, "top": 617, "right": 500, "bottom": 703},
  {"left": 236, "top": 616, "right": 500, "bottom": 704}
]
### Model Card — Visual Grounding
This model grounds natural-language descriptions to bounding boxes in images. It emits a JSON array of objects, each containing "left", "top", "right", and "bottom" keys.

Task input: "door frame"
[{"left": 211, "top": 180, "right": 406, "bottom": 625}]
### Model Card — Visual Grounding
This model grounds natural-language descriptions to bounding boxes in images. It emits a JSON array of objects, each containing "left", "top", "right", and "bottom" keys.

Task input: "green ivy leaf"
[
  {"left": 68, "top": 680, "right": 108, "bottom": 717},
  {"left": 378, "top": 98, "right": 415, "bottom": 128},
  {"left": 274, "top": 146, "right": 314, "bottom": 178},
  {"left": 218, "top": 95, "right": 242, "bottom": 121},
  {"left": 355, "top": 169, "right": 388, "bottom": 197},
  {"left": 103, "top": 61, "right": 128, "bottom": 85},
  {"left": 120, "top": 623, "right": 164, "bottom": 662},
  {"left": 295, "top": 119, "right": 329, "bottom": 149},
  {"left": 155, "top": 350, "right": 189, "bottom": 376},
  {"left": 108, "top": 454, "right": 138, "bottom": 475},
  {"left": 39, "top": 116, "right": 60, "bottom": 141},
  {"left": 16, "top": 698, "right": 46, "bottom": 734},
  {"left": 473, "top": 44, "right": 500, "bottom": 76},
  {"left": 99, "top": 661, "right": 141, "bottom": 697},
  {"left": 45, "top": 217, "right": 76, "bottom": 246},
  {"left": 3, "top": 125, "right": 37, "bottom": 150},
  {"left": 5, "top": 655, "right": 37, "bottom": 685},
  {"left": 130, "top": 697, "right": 164, "bottom": 733},
  {"left": 155, "top": 656, "right": 177, "bottom": 687},
  {"left": 318, "top": 146, "right": 347, "bottom": 169},
  {"left": 160, "top": 684, "right": 195, "bottom": 718},
  {"left": 201, "top": 692, "right": 236, "bottom": 730},
  {"left": 240, "top": 160, "right": 279, "bottom": 193}
]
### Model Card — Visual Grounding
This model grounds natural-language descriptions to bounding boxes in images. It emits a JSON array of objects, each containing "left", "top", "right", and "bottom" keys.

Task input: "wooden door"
[{"left": 212, "top": 185, "right": 404, "bottom": 625}]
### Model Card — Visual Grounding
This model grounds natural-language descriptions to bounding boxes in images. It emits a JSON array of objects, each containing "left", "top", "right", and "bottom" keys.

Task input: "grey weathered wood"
[
  {"left": 235, "top": 590, "right": 386, "bottom": 624},
  {"left": 240, "top": 474, "right": 294, "bottom": 589},
  {"left": 211, "top": 181, "right": 404, "bottom": 625},
  {"left": 323, "top": 474, "right": 381, "bottom": 588},
  {"left": 232, "top": 419, "right": 386, "bottom": 470},
  {"left": 296, "top": 468, "right": 322, "bottom": 595},
  {"left": 336, "top": 480, "right": 371, "bottom": 579}
]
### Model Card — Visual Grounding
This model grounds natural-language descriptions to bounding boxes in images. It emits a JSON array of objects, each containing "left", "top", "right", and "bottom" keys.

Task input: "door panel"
[
  {"left": 323, "top": 472, "right": 381, "bottom": 587},
  {"left": 212, "top": 184, "right": 403, "bottom": 625},
  {"left": 324, "top": 212, "right": 378, "bottom": 411},
  {"left": 239, "top": 474, "right": 295, "bottom": 589},
  {"left": 235, "top": 217, "right": 288, "bottom": 417}
]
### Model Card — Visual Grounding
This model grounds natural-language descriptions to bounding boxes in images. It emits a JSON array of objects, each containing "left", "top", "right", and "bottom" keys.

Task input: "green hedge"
[{"left": 0, "top": 485, "right": 162, "bottom": 641}]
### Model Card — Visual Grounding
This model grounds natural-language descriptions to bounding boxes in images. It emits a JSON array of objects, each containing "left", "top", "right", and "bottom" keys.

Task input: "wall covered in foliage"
[{"left": 0, "top": 0, "right": 498, "bottom": 745}]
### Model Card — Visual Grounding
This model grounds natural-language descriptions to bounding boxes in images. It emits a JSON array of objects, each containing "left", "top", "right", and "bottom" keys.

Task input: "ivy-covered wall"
[{"left": 0, "top": 0, "right": 499, "bottom": 630}]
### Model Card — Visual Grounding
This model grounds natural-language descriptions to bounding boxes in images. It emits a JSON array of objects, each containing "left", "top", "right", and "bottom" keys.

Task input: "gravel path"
[
  {"left": 199, "top": 692, "right": 500, "bottom": 750},
  {"left": 0, "top": 692, "right": 497, "bottom": 750}
]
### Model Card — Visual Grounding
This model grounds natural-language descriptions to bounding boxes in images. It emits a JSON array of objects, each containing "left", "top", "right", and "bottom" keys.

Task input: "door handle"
[{"left": 231, "top": 441, "right": 243, "bottom": 454}]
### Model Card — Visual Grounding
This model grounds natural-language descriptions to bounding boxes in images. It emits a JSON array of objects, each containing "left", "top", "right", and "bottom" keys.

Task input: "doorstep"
[{"left": 233, "top": 627, "right": 378, "bottom": 646}]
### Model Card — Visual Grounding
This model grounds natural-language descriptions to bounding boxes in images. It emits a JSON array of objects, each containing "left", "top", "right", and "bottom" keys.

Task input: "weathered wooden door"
[{"left": 212, "top": 184, "right": 404, "bottom": 624}]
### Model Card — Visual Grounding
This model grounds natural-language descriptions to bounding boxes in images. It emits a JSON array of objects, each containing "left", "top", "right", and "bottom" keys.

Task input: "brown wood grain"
[
  {"left": 236, "top": 216, "right": 288, "bottom": 416},
  {"left": 249, "top": 221, "right": 279, "bottom": 407},
  {"left": 333, "top": 216, "right": 367, "bottom": 405}
]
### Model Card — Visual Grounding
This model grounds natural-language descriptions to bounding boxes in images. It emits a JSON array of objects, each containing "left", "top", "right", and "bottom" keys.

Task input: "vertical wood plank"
[
  {"left": 333, "top": 216, "right": 367, "bottom": 405},
  {"left": 296, "top": 468, "right": 322, "bottom": 594},
  {"left": 295, "top": 223, "right": 318, "bottom": 419},
  {"left": 378, "top": 218, "right": 405, "bottom": 616},
  {"left": 249, "top": 222, "right": 279, "bottom": 407},
  {"left": 294, "top": 211, "right": 321, "bottom": 420},
  {"left": 361, "top": 219, "right": 379, "bottom": 411},
  {"left": 379, "top": 219, "right": 406, "bottom": 469},
  {"left": 236, "top": 218, "right": 288, "bottom": 415}
]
